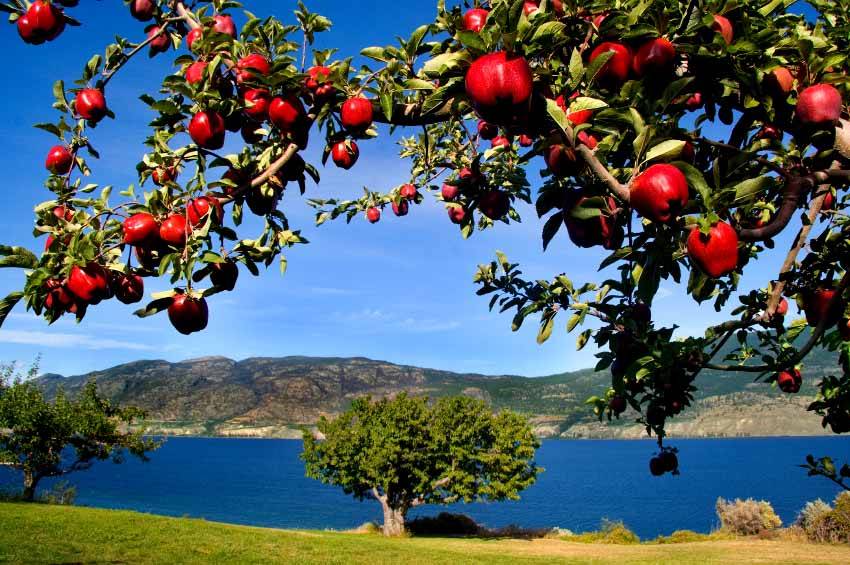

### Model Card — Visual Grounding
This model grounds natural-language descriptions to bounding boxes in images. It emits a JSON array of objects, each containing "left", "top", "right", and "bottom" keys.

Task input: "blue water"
[{"left": 4, "top": 437, "right": 850, "bottom": 539}]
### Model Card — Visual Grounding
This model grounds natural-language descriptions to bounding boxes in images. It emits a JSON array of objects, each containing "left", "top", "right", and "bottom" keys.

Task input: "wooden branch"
[{"left": 575, "top": 144, "right": 630, "bottom": 202}]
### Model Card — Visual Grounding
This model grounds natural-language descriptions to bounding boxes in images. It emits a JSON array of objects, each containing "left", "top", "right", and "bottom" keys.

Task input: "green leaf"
[
  {"left": 644, "top": 140, "right": 687, "bottom": 163},
  {"left": 733, "top": 176, "right": 776, "bottom": 203},
  {"left": 0, "top": 291, "right": 23, "bottom": 328},
  {"left": 537, "top": 314, "right": 555, "bottom": 344},
  {"left": 673, "top": 161, "right": 711, "bottom": 206},
  {"left": 541, "top": 213, "right": 562, "bottom": 251}
]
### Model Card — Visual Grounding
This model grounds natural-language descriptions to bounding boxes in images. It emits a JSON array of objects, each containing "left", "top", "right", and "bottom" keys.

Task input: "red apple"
[
  {"left": 44, "top": 278, "right": 75, "bottom": 313},
  {"left": 796, "top": 84, "right": 843, "bottom": 126},
  {"left": 185, "top": 61, "right": 208, "bottom": 84},
  {"left": 632, "top": 38, "right": 676, "bottom": 77},
  {"left": 776, "top": 297, "right": 789, "bottom": 316},
  {"left": 399, "top": 184, "right": 418, "bottom": 200},
  {"left": 146, "top": 25, "right": 170, "bottom": 56},
  {"left": 776, "top": 369, "right": 802, "bottom": 393},
  {"left": 269, "top": 95, "right": 306, "bottom": 133},
  {"left": 756, "top": 124, "right": 783, "bottom": 141},
  {"left": 235, "top": 54, "right": 270, "bottom": 83},
  {"left": 518, "top": 134, "right": 534, "bottom": 147},
  {"left": 160, "top": 214, "right": 188, "bottom": 246},
  {"left": 589, "top": 42, "right": 632, "bottom": 87},
  {"left": 366, "top": 206, "right": 381, "bottom": 223},
  {"left": 340, "top": 97, "right": 374, "bottom": 132},
  {"left": 186, "top": 27, "right": 203, "bottom": 51},
  {"left": 123, "top": 213, "right": 159, "bottom": 246},
  {"left": 243, "top": 89, "right": 271, "bottom": 120},
  {"left": 52, "top": 205, "right": 73, "bottom": 221},
  {"left": 448, "top": 205, "right": 467, "bottom": 224},
  {"left": 305, "top": 65, "right": 336, "bottom": 100},
  {"left": 212, "top": 14, "right": 236, "bottom": 38},
  {"left": 151, "top": 166, "right": 177, "bottom": 186},
  {"left": 802, "top": 287, "right": 842, "bottom": 327},
  {"left": 479, "top": 190, "right": 510, "bottom": 220},
  {"left": 577, "top": 130, "right": 598, "bottom": 149},
  {"left": 687, "top": 221, "right": 739, "bottom": 278},
  {"left": 765, "top": 67, "right": 794, "bottom": 96},
  {"left": 331, "top": 139, "right": 359, "bottom": 169},
  {"left": 684, "top": 92, "right": 703, "bottom": 110},
  {"left": 564, "top": 194, "right": 622, "bottom": 250},
  {"left": 462, "top": 8, "right": 489, "bottom": 32},
  {"left": 45, "top": 145, "right": 73, "bottom": 174},
  {"left": 822, "top": 190, "right": 836, "bottom": 211},
  {"left": 187, "top": 195, "right": 222, "bottom": 227},
  {"left": 168, "top": 293, "right": 209, "bottom": 335},
  {"left": 556, "top": 93, "right": 594, "bottom": 126},
  {"left": 465, "top": 52, "right": 533, "bottom": 126},
  {"left": 477, "top": 120, "right": 498, "bottom": 140},
  {"left": 129, "top": 0, "right": 155, "bottom": 21},
  {"left": 441, "top": 183, "right": 460, "bottom": 201},
  {"left": 712, "top": 14, "right": 734, "bottom": 44},
  {"left": 630, "top": 164, "right": 689, "bottom": 223},
  {"left": 241, "top": 121, "right": 263, "bottom": 144},
  {"left": 112, "top": 272, "right": 144, "bottom": 305},
  {"left": 67, "top": 263, "right": 110, "bottom": 304},
  {"left": 490, "top": 135, "right": 511, "bottom": 149},
  {"left": 609, "top": 396, "right": 627, "bottom": 415},
  {"left": 210, "top": 260, "right": 239, "bottom": 291},
  {"left": 392, "top": 200, "right": 409, "bottom": 217},
  {"left": 522, "top": 1, "right": 539, "bottom": 16},
  {"left": 189, "top": 110, "right": 226, "bottom": 149},
  {"left": 545, "top": 144, "right": 580, "bottom": 178},
  {"left": 75, "top": 89, "right": 107, "bottom": 122}
]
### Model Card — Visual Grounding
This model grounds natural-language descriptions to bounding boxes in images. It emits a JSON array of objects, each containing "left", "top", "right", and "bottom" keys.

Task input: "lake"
[{"left": 7, "top": 436, "right": 850, "bottom": 539}]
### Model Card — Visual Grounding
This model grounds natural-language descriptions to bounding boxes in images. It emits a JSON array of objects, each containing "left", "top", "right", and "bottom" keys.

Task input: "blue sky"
[{"left": 0, "top": 1, "right": 813, "bottom": 377}]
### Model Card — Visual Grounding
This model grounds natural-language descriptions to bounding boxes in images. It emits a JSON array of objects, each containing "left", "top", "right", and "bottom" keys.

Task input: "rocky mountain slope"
[{"left": 35, "top": 351, "right": 840, "bottom": 439}]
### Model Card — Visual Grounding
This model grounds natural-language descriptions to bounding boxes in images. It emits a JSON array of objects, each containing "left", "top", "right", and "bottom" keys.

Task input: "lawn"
[{"left": 1, "top": 502, "right": 849, "bottom": 564}]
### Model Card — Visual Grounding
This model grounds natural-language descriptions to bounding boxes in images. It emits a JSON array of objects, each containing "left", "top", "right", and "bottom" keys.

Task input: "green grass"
[{"left": 2, "top": 502, "right": 850, "bottom": 564}]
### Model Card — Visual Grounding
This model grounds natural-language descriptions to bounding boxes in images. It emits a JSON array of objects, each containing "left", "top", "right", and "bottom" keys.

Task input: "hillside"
[{"left": 33, "top": 348, "right": 841, "bottom": 439}]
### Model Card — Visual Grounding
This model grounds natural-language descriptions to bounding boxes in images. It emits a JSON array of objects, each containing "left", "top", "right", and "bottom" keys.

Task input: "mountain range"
[{"left": 33, "top": 348, "right": 841, "bottom": 439}]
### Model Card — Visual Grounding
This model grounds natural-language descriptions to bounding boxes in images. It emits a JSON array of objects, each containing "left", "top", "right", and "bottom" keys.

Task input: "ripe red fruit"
[
  {"left": 518, "top": 134, "right": 534, "bottom": 147},
  {"left": 630, "top": 164, "right": 689, "bottom": 223},
  {"left": 189, "top": 110, "right": 226, "bottom": 149},
  {"left": 609, "top": 396, "right": 627, "bottom": 415},
  {"left": 241, "top": 121, "right": 263, "bottom": 144},
  {"left": 123, "top": 213, "right": 159, "bottom": 246},
  {"left": 577, "top": 130, "right": 598, "bottom": 149},
  {"left": 52, "top": 205, "right": 73, "bottom": 221},
  {"left": 592, "top": 12, "right": 607, "bottom": 29},
  {"left": 712, "top": 15, "right": 734, "bottom": 44},
  {"left": 687, "top": 221, "right": 739, "bottom": 278},
  {"left": 151, "top": 166, "right": 177, "bottom": 186},
  {"left": 159, "top": 214, "right": 189, "bottom": 246},
  {"left": 564, "top": 195, "right": 622, "bottom": 250},
  {"left": 45, "top": 145, "right": 73, "bottom": 174},
  {"left": 269, "top": 96, "right": 306, "bottom": 133},
  {"left": 75, "top": 89, "right": 107, "bottom": 122},
  {"left": 522, "top": 1, "right": 539, "bottom": 16},
  {"left": 796, "top": 84, "right": 843, "bottom": 126},
  {"left": 130, "top": 0, "right": 155, "bottom": 21},
  {"left": 168, "top": 293, "right": 209, "bottom": 335},
  {"left": 16, "top": 14, "right": 40, "bottom": 44},
  {"left": 330, "top": 139, "right": 359, "bottom": 170},
  {"left": 802, "top": 288, "right": 842, "bottom": 327},
  {"left": 305, "top": 66, "right": 336, "bottom": 100},
  {"left": 23, "top": 1, "right": 64, "bottom": 43},
  {"left": 235, "top": 54, "right": 271, "bottom": 83},
  {"left": 242, "top": 89, "right": 271, "bottom": 120},
  {"left": 465, "top": 52, "right": 533, "bottom": 126},
  {"left": 632, "top": 38, "right": 676, "bottom": 77},
  {"left": 589, "top": 42, "right": 632, "bottom": 87},
  {"left": 146, "top": 25, "right": 170, "bottom": 56},
  {"left": 756, "top": 125, "right": 783, "bottom": 141},
  {"left": 187, "top": 196, "right": 222, "bottom": 227},
  {"left": 399, "top": 184, "right": 418, "bottom": 200},
  {"left": 185, "top": 61, "right": 208, "bottom": 84},
  {"left": 478, "top": 190, "right": 510, "bottom": 220},
  {"left": 490, "top": 135, "right": 511, "bottom": 149},
  {"left": 441, "top": 183, "right": 460, "bottom": 201},
  {"left": 340, "top": 97, "right": 374, "bottom": 132},
  {"left": 392, "top": 200, "right": 409, "bottom": 217},
  {"left": 210, "top": 260, "right": 239, "bottom": 291},
  {"left": 44, "top": 279, "right": 75, "bottom": 313},
  {"left": 448, "top": 206, "right": 467, "bottom": 224},
  {"left": 186, "top": 27, "right": 203, "bottom": 51},
  {"left": 477, "top": 120, "right": 498, "bottom": 140},
  {"left": 366, "top": 207, "right": 381, "bottom": 223},
  {"left": 765, "top": 67, "right": 794, "bottom": 96},
  {"left": 67, "top": 263, "right": 110, "bottom": 305},
  {"left": 684, "top": 92, "right": 703, "bottom": 110},
  {"left": 822, "top": 191, "right": 836, "bottom": 212},
  {"left": 556, "top": 93, "right": 593, "bottom": 126},
  {"left": 462, "top": 8, "right": 489, "bottom": 32},
  {"left": 545, "top": 144, "right": 580, "bottom": 178},
  {"left": 777, "top": 369, "right": 802, "bottom": 394},
  {"left": 112, "top": 272, "right": 144, "bottom": 305},
  {"left": 212, "top": 14, "right": 237, "bottom": 38},
  {"left": 776, "top": 297, "right": 789, "bottom": 316}
]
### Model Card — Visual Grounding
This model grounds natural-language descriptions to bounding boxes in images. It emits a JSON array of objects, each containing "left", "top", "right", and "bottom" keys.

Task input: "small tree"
[
  {"left": 301, "top": 394, "right": 540, "bottom": 536},
  {"left": 0, "top": 363, "right": 158, "bottom": 501}
]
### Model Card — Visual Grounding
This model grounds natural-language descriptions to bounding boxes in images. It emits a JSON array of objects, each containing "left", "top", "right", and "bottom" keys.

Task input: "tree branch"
[{"left": 576, "top": 144, "right": 630, "bottom": 202}]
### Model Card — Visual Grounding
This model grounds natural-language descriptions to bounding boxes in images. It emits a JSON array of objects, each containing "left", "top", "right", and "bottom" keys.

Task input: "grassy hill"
[
  {"left": 2, "top": 503, "right": 849, "bottom": 564},
  {"left": 33, "top": 346, "right": 841, "bottom": 439}
]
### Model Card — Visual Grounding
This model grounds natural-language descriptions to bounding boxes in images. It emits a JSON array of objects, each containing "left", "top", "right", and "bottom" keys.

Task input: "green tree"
[
  {"left": 301, "top": 394, "right": 540, "bottom": 536},
  {"left": 0, "top": 363, "right": 158, "bottom": 501}
]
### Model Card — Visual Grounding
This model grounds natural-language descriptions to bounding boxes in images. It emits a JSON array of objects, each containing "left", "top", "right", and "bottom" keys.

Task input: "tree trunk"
[
  {"left": 381, "top": 502, "right": 407, "bottom": 536},
  {"left": 22, "top": 470, "right": 38, "bottom": 502}
]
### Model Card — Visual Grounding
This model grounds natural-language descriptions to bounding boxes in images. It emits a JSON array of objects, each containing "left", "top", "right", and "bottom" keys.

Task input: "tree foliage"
[
  {"left": 0, "top": 363, "right": 158, "bottom": 501},
  {"left": 0, "top": 0, "right": 849, "bottom": 474},
  {"left": 301, "top": 394, "right": 539, "bottom": 535}
]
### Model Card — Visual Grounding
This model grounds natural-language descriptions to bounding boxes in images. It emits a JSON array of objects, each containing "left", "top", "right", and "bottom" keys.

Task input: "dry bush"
[
  {"left": 715, "top": 497, "right": 782, "bottom": 535},
  {"left": 805, "top": 492, "right": 850, "bottom": 544},
  {"left": 561, "top": 520, "right": 640, "bottom": 545}
]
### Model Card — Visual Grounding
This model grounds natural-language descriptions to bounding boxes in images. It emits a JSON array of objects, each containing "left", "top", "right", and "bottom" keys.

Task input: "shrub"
[
  {"left": 806, "top": 492, "right": 850, "bottom": 544},
  {"left": 406, "top": 512, "right": 480, "bottom": 536},
  {"left": 40, "top": 481, "right": 76, "bottom": 506},
  {"left": 796, "top": 499, "right": 832, "bottom": 536},
  {"left": 715, "top": 497, "right": 782, "bottom": 535},
  {"left": 562, "top": 520, "right": 640, "bottom": 545},
  {"left": 652, "top": 530, "right": 732, "bottom": 544}
]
